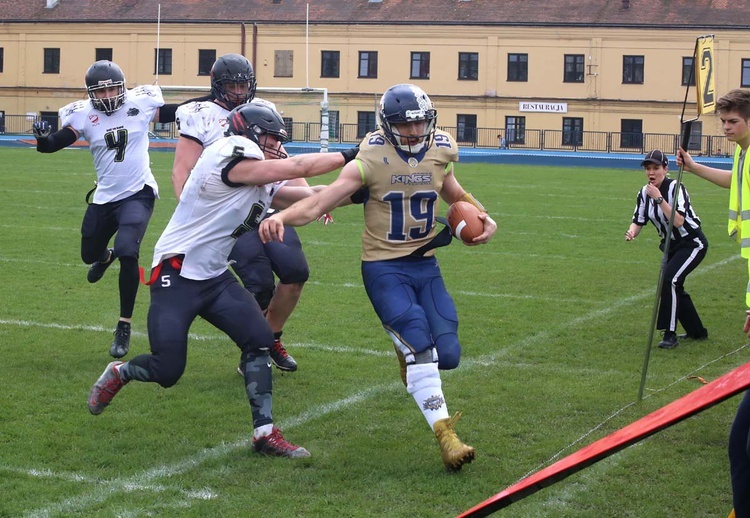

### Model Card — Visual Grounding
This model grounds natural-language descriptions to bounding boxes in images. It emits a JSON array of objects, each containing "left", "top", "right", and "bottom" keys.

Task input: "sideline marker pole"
[{"left": 637, "top": 35, "right": 715, "bottom": 401}]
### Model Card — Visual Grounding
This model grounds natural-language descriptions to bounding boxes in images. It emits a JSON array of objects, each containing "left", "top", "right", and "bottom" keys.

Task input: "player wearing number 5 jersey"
[
  {"left": 32, "top": 60, "right": 178, "bottom": 359},
  {"left": 87, "top": 102, "right": 357, "bottom": 457},
  {"left": 260, "top": 83, "right": 497, "bottom": 471}
]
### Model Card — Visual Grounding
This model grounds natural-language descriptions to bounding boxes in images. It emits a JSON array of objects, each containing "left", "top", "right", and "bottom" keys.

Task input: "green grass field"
[{"left": 0, "top": 146, "right": 746, "bottom": 517}]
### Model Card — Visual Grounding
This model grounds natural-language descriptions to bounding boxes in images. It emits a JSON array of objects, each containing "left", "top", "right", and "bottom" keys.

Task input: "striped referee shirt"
[{"left": 631, "top": 177, "right": 702, "bottom": 242}]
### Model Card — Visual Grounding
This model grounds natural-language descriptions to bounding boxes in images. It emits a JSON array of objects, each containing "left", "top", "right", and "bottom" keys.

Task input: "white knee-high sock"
[{"left": 407, "top": 362, "right": 449, "bottom": 430}]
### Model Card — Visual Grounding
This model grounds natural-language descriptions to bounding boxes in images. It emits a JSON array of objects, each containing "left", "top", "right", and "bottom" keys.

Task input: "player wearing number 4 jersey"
[
  {"left": 260, "top": 83, "right": 497, "bottom": 470},
  {"left": 88, "top": 102, "right": 357, "bottom": 457},
  {"left": 32, "top": 60, "right": 179, "bottom": 359}
]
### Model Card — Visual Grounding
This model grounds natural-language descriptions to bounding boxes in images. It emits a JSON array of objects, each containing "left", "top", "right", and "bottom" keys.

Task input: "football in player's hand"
[{"left": 447, "top": 201, "right": 484, "bottom": 243}]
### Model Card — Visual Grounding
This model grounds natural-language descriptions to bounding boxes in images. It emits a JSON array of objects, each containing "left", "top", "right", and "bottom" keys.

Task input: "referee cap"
[{"left": 641, "top": 149, "right": 668, "bottom": 168}]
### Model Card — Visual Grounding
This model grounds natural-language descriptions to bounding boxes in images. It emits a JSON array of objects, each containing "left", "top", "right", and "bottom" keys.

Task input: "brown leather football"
[{"left": 446, "top": 201, "right": 483, "bottom": 243}]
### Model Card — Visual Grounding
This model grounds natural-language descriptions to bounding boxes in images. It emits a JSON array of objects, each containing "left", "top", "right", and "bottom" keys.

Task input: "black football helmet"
[
  {"left": 210, "top": 54, "right": 257, "bottom": 109},
  {"left": 85, "top": 60, "right": 126, "bottom": 115},
  {"left": 226, "top": 103, "right": 289, "bottom": 159},
  {"left": 378, "top": 83, "right": 438, "bottom": 155}
]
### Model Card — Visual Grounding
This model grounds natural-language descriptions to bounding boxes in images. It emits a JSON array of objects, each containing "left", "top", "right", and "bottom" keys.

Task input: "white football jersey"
[
  {"left": 175, "top": 97, "right": 278, "bottom": 148},
  {"left": 175, "top": 99, "right": 229, "bottom": 148},
  {"left": 151, "top": 134, "right": 281, "bottom": 280},
  {"left": 59, "top": 84, "right": 164, "bottom": 204}
]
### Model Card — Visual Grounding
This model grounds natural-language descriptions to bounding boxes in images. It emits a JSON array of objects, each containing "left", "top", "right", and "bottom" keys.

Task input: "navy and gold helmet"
[{"left": 378, "top": 83, "right": 438, "bottom": 155}]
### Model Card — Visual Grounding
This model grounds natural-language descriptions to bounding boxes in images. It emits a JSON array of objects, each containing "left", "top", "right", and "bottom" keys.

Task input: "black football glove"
[
  {"left": 340, "top": 145, "right": 360, "bottom": 164},
  {"left": 32, "top": 120, "right": 52, "bottom": 140}
]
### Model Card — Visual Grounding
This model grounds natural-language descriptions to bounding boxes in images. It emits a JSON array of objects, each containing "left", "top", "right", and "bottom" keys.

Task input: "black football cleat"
[
  {"left": 110, "top": 321, "right": 131, "bottom": 358},
  {"left": 87, "top": 248, "right": 115, "bottom": 283},
  {"left": 270, "top": 339, "right": 297, "bottom": 372}
]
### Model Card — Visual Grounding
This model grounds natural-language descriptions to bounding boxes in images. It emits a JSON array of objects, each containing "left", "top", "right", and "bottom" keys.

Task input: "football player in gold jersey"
[{"left": 260, "top": 84, "right": 496, "bottom": 471}]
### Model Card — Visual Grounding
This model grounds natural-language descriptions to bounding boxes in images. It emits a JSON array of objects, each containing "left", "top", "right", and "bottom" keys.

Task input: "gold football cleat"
[{"left": 434, "top": 412, "right": 475, "bottom": 471}]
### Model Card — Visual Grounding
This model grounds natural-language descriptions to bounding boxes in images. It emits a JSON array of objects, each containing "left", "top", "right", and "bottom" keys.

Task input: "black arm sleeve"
[
  {"left": 158, "top": 103, "right": 179, "bottom": 123},
  {"left": 36, "top": 127, "right": 78, "bottom": 154}
]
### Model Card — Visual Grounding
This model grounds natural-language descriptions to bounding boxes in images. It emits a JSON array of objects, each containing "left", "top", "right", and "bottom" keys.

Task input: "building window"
[
  {"left": 562, "top": 117, "right": 584, "bottom": 146},
  {"left": 198, "top": 50, "right": 216, "bottom": 76},
  {"left": 682, "top": 57, "right": 695, "bottom": 86},
  {"left": 275, "top": 50, "right": 293, "bottom": 78},
  {"left": 155, "top": 48, "right": 172, "bottom": 75},
  {"left": 95, "top": 48, "right": 112, "bottom": 62},
  {"left": 507, "top": 53, "right": 528, "bottom": 82},
  {"left": 458, "top": 52, "right": 478, "bottom": 80},
  {"left": 0, "top": 48, "right": 3, "bottom": 73},
  {"left": 742, "top": 59, "right": 750, "bottom": 88},
  {"left": 505, "top": 116, "right": 525, "bottom": 144},
  {"left": 357, "top": 111, "right": 377, "bottom": 138},
  {"left": 410, "top": 52, "right": 430, "bottom": 80},
  {"left": 358, "top": 51, "right": 378, "bottom": 79},
  {"left": 620, "top": 119, "right": 643, "bottom": 148},
  {"left": 622, "top": 55, "right": 644, "bottom": 84},
  {"left": 563, "top": 54, "right": 584, "bottom": 83},
  {"left": 44, "top": 48, "right": 60, "bottom": 74},
  {"left": 457, "top": 114, "right": 477, "bottom": 143},
  {"left": 321, "top": 51, "right": 340, "bottom": 78}
]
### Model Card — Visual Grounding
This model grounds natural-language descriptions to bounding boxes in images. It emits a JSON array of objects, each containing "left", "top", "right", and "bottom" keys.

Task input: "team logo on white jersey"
[{"left": 89, "top": 114, "right": 100, "bottom": 124}]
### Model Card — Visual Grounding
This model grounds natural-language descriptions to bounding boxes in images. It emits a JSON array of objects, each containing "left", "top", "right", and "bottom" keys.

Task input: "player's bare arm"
[
  {"left": 226, "top": 150, "right": 346, "bottom": 187},
  {"left": 676, "top": 147, "right": 732, "bottom": 188},
  {"left": 270, "top": 185, "right": 318, "bottom": 210},
  {"left": 259, "top": 162, "right": 362, "bottom": 243},
  {"left": 440, "top": 172, "right": 497, "bottom": 244},
  {"left": 172, "top": 136, "right": 203, "bottom": 200}
]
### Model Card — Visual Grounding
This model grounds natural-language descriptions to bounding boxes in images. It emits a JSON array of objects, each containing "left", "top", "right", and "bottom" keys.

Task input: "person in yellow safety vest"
[{"left": 677, "top": 88, "right": 750, "bottom": 518}]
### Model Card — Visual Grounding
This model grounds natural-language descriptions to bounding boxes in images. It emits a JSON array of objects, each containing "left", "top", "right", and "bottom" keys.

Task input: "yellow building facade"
[{"left": 2, "top": 14, "right": 750, "bottom": 152}]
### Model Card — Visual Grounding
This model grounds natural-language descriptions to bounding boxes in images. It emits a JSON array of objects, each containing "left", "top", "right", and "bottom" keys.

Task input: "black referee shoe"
[
  {"left": 677, "top": 329, "right": 709, "bottom": 340},
  {"left": 658, "top": 331, "right": 679, "bottom": 349}
]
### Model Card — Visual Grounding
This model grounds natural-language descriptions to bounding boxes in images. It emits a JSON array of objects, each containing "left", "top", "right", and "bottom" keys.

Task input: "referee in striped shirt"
[{"left": 624, "top": 149, "right": 709, "bottom": 349}]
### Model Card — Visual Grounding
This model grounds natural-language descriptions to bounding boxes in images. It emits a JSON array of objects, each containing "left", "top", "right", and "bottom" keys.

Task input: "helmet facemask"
[
  {"left": 85, "top": 60, "right": 127, "bottom": 115},
  {"left": 87, "top": 82, "right": 126, "bottom": 115},
  {"left": 256, "top": 132, "right": 289, "bottom": 160},
  {"left": 212, "top": 79, "right": 257, "bottom": 110}
]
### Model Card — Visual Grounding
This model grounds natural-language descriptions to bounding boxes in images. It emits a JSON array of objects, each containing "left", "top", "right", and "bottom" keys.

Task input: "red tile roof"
[{"left": 1, "top": 0, "right": 748, "bottom": 28}]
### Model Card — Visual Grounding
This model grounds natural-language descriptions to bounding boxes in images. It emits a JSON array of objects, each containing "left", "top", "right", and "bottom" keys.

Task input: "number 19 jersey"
[{"left": 355, "top": 128, "right": 459, "bottom": 261}]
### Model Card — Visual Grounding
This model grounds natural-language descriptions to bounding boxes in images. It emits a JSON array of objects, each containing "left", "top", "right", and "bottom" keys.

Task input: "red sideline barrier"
[{"left": 459, "top": 362, "right": 750, "bottom": 517}]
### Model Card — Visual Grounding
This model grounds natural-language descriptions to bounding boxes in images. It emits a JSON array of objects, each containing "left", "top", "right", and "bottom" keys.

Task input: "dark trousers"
[
  {"left": 657, "top": 235, "right": 708, "bottom": 336},
  {"left": 730, "top": 390, "right": 750, "bottom": 517}
]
